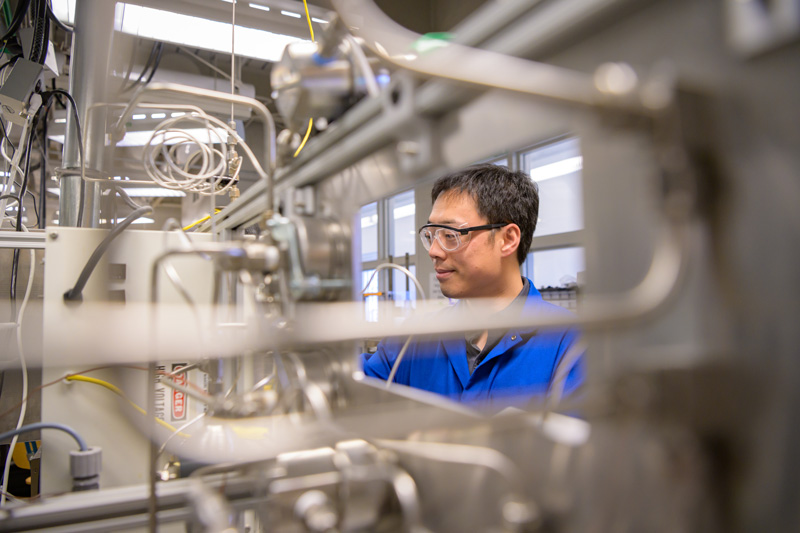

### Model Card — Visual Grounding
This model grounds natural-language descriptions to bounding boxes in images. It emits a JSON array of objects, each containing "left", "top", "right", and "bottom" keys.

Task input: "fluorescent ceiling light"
[
  {"left": 250, "top": 3, "right": 270, "bottom": 11},
  {"left": 51, "top": 1, "right": 309, "bottom": 62},
  {"left": 132, "top": 113, "right": 146, "bottom": 120},
  {"left": 48, "top": 127, "right": 229, "bottom": 147},
  {"left": 123, "top": 188, "right": 186, "bottom": 198},
  {"left": 529, "top": 156, "right": 583, "bottom": 182},
  {"left": 151, "top": 113, "right": 167, "bottom": 119},
  {"left": 171, "top": 112, "right": 186, "bottom": 118},
  {"left": 48, "top": 187, "right": 185, "bottom": 198},
  {"left": 109, "top": 217, "right": 154, "bottom": 224},
  {"left": 117, "top": 127, "right": 229, "bottom": 147},
  {"left": 311, "top": 17, "right": 328, "bottom": 24},
  {"left": 281, "top": 10, "right": 301, "bottom": 18},
  {"left": 54, "top": 117, "right": 66, "bottom": 124},
  {"left": 118, "top": 4, "right": 308, "bottom": 62}
]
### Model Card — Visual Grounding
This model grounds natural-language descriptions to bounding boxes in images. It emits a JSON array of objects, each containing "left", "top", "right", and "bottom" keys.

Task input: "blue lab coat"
[{"left": 361, "top": 281, "right": 584, "bottom": 409}]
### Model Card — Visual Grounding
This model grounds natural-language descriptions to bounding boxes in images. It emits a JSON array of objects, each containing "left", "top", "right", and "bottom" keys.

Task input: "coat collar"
[{"left": 444, "top": 278, "right": 543, "bottom": 384}]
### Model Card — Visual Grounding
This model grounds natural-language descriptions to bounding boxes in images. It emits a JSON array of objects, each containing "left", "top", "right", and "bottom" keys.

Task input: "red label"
[{"left": 171, "top": 364, "right": 187, "bottom": 420}]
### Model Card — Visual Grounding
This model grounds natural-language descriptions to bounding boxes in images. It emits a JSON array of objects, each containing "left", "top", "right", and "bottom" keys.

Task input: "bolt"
[{"left": 49, "top": 231, "right": 58, "bottom": 240}]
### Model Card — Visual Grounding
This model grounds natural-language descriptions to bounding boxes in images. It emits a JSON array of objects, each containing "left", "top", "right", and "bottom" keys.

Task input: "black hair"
[{"left": 431, "top": 164, "right": 538, "bottom": 265}]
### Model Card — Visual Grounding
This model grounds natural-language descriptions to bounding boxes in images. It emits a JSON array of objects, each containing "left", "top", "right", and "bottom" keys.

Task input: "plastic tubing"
[
  {"left": 0, "top": 422, "right": 88, "bottom": 451},
  {"left": 63, "top": 206, "right": 153, "bottom": 302}
]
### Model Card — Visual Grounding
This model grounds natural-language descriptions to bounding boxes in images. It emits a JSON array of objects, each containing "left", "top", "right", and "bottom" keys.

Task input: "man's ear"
[{"left": 499, "top": 224, "right": 521, "bottom": 258}]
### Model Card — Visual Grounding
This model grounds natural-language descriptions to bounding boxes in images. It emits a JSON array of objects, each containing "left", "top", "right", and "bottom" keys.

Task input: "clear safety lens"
[{"left": 419, "top": 226, "right": 463, "bottom": 252}]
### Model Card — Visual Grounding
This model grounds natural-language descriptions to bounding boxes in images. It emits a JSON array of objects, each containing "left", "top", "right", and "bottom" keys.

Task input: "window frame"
[{"left": 359, "top": 189, "right": 418, "bottom": 303}]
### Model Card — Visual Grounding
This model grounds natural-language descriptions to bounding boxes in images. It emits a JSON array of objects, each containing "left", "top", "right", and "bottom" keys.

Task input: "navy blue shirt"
[{"left": 361, "top": 279, "right": 584, "bottom": 410}]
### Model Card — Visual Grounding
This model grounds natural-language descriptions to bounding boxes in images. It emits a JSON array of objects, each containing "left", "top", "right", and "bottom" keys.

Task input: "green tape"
[{"left": 411, "top": 32, "right": 454, "bottom": 54}]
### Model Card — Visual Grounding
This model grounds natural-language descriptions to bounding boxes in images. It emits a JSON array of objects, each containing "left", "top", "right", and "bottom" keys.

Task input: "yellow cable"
[
  {"left": 302, "top": 0, "right": 314, "bottom": 42},
  {"left": 66, "top": 375, "right": 183, "bottom": 435},
  {"left": 294, "top": 119, "right": 313, "bottom": 157},
  {"left": 293, "top": 0, "right": 315, "bottom": 158},
  {"left": 182, "top": 214, "right": 211, "bottom": 231},
  {"left": 182, "top": 208, "right": 222, "bottom": 232}
]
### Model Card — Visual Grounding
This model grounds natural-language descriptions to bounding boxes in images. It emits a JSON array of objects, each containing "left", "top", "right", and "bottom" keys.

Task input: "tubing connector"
[{"left": 70, "top": 446, "right": 102, "bottom": 491}]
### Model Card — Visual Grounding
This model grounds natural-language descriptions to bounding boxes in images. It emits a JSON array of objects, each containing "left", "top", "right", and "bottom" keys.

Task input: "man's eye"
[{"left": 443, "top": 233, "right": 457, "bottom": 242}]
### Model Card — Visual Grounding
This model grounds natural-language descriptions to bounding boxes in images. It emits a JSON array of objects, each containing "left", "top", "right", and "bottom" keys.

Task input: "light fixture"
[
  {"left": 151, "top": 113, "right": 167, "bottom": 119},
  {"left": 311, "top": 17, "right": 328, "bottom": 24},
  {"left": 281, "top": 10, "right": 301, "bottom": 18},
  {"left": 132, "top": 114, "right": 146, "bottom": 120},
  {"left": 48, "top": 187, "right": 186, "bottom": 199},
  {"left": 50, "top": 1, "right": 310, "bottom": 62},
  {"left": 250, "top": 3, "right": 270, "bottom": 11},
  {"left": 116, "top": 127, "right": 229, "bottom": 147},
  {"left": 54, "top": 117, "right": 66, "bottom": 124},
  {"left": 529, "top": 156, "right": 583, "bottom": 183}
]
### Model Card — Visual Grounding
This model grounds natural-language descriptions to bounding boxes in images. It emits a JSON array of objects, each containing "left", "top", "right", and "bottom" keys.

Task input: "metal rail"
[{"left": 0, "top": 229, "right": 46, "bottom": 249}]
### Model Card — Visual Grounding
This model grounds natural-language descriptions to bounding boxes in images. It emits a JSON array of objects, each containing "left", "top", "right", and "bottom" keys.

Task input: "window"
[
  {"left": 357, "top": 190, "right": 417, "bottom": 320},
  {"left": 518, "top": 137, "right": 585, "bottom": 292},
  {"left": 388, "top": 190, "right": 415, "bottom": 259},
  {"left": 522, "top": 137, "right": 583, "bottom": 237},
  {"left": 523, "top": 247, "right": 585, "bottom": 289},
  {"left": 359, "top": 202, "right": 378, "bottom": 263}
]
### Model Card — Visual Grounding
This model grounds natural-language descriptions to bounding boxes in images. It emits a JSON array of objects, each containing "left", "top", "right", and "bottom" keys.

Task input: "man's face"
[{"left": 427, "top": 191, "right": 505, "bottom": 299}]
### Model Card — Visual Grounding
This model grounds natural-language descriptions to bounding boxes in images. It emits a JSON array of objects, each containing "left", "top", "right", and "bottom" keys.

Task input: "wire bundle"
[{"left": 142, "top": 112, "right": 241, "bottom": 196}]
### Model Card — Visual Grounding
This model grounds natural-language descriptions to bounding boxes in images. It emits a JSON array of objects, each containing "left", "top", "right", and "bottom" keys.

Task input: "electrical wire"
[
  {"left": 0, "top": 365, "right": 148, "bottom": 420},
  {"left": 0, "top": 118, "right": 15, "bottom": 152},
  {"left": 293, "top": 0, "right": 316, "bottom": 158},
  {"left": 65, "top": 375, "right": 182, "bottom": 434},
  {"left": 123, "top": 41, "right": 161, "bottom": 92},
  {"left": 346, "top": 35, "right": 380, "bottom": 97},
  {"left": 293, "top": 119, "right": 313, "bottom": 158},
  {"left": 182, "top": 209, "right": 220, "bottom": 231},
  {"left": 0, "top": 231, "right": 34, "bottom": 507},
  {"left": 0, "top": 422, "right": 88, "bottom": 451},
  {"left": 63, "top": 205, "right": 153, "bottom": 302},
  {"left": 46, "top": 0, "right": 72, "bottom": 33},
  {"left": 47, "top": 89, "right": 85, "bottom": 227},
  {"left": 157, "top": 412, "right": 204, "bottom": 457},
  {"left": 0, "top": 0, "right": 31, "bottom": 43},
  {"left": 302, "top": 0, "right": 315, "bottom": 42},
  {"left": 230, "top": 0, "right": 236, "bottom": 123},
  {"left": 143, "top": 112, "right": 241, "bottom": 195},
  {"left": 361, "top": 263, "right": 425, "bottom": 388}
]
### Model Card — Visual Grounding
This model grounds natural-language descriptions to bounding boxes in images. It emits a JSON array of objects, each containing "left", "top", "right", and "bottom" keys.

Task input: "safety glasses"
[{"left": 418, "top": 223, "right": 508, "bottom": 252}]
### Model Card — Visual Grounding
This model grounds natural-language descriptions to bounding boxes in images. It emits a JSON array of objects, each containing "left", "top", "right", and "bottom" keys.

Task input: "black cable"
[
  {"left": 144, "top": 42, "right": 164, "bottom": 84},
  {"left": 0, "top": 118, "right": 16, "bottom": 153},
  {"left": 36, "top": 95, "right": 54, "bottom": 229},
  {"left": 10, "top": 248, "right": 19, "bottom": 299},
  {"left": 15, "top": 117, "right": 37, "bottom": 231},
  {"left": 0, "top": 54, "right": 21, "bottom": 77},
  {"left": 124, "top": 41, "right": 159, "bottom": 92},
  {"left": 0, "top": 0, "right": 32, "bottom": 43},
  {"left": 25, "top": 186, "right": 39, "bottom": 227},
  {"left": 47, "top": 89, "right": 84, "bottom": 227},
  {"left": 46, "top": 0, "right": 72, "bottom": 33},
  {"left": 63, "top": 205, "right": 153, "bottom": 302},
  {"left": 38, "top": 135, "right": 46, "bottom": 229}
]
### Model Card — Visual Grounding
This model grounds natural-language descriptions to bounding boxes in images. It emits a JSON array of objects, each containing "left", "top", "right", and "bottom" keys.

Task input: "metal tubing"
[
  {"left": 332, "top": 0, "right": 645, "bottom": 112},
  {"left": 210, "top": 0, "right": 647, "bottom": 233},
  {"left": 60, "top": 0, "right": 115, "bottom": 227}
]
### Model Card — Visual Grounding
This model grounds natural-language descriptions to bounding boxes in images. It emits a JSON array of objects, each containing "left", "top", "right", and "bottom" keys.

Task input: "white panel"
[{"left": 41, "top": 227, "right": 213, "bottom": 493}]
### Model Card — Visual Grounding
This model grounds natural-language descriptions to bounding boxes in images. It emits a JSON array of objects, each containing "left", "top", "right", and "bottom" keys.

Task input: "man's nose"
[{"left": 428, "top": 236, "right": 447, "bottom": 260}]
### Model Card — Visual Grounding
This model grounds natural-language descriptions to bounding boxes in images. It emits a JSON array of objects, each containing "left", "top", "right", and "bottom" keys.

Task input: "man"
[{"left": 361, "top": 164, "right": 583, "bottom": 409}]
